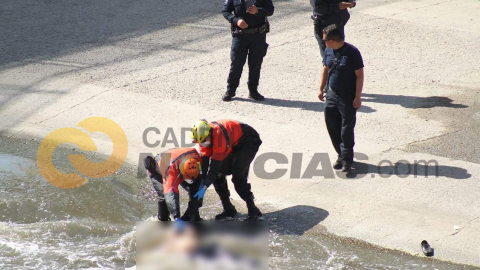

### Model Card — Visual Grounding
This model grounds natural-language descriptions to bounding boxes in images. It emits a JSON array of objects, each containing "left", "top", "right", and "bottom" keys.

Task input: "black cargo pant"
[
  {"left": 213, "top": 126, "right": 262, "bottom": 203},
  {"left": 324, "top": 89, "right": 357, "bottom": 165},
  {"left": 149, "top": 173, "right": 202, "bottom": 221},
  {"left": 149, "top": 174, "right": 170, "bottom": 221},
  {"left": 227, "top": 33, "right": 269, "bottom": 94}
]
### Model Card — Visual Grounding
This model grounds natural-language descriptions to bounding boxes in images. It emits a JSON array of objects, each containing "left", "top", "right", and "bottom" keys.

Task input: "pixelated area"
[{"left": 133, "top": 221, "right": 268, "bottom": 270}]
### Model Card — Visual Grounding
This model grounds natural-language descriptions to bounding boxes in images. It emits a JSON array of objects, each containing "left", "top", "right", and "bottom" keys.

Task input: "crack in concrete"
[
  {"left": 433, "top": 227, "right": 463, "bottom": 243},
  {"left": 36, "top": 88, "right": 113, "bottom": 124},
  {"left": 405, "top": 129, "right": 463, "bottom": 147},
  {"left": 450, "top": 230, "right": 461, "bottom": 236},
  {"left": 433, "top": 216, "right": 480, "bottom": 244},
  {"left": 117, "top": 61, "right": 220, "bottom": 89},
  {"left": 468, "top": 216, "right": 480, "bottom": 223}
]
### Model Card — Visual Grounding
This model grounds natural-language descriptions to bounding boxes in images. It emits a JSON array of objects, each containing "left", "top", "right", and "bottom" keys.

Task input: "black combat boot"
[
  {"left": 158, "top": 201, "right": 171, "bottom": 221},
  {"left": 248, "top": 85, "right": 265, "bottom": 101},
  {"left": 222, "top": 85, "right": 237, "bottom": 101},
  {"left": 181, "top": 200, "right": 203, "bottom": 221},
  {"left": 341, "top": 161, "right": 352, "bottom": 172},
  {"left": 222, "top": 91, "right": 236, "bottom": 101},
  {"left": 249, "top": 93, "right": 264, "bottom": 101},
  {"left": 193, "top": 209, "right": 203, "bottom": 221},
  {"left": 183, "top": 208, "right": 203, "bottom": 221},
  {"left": 333, "top": 158, "right": 343, "bottom": 170},
  {"left": 215, "top": 199, "right": 238, "bottom": 220},
  {"left": 244, "top": 199, "right": 262, "bottom": 221}
]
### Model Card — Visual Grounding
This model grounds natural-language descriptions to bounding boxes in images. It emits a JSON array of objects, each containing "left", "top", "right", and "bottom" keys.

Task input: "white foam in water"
[
  {"left": 0, "top": 154, "right": 35, "bottom": 176},
  {"left": 0, "top": 236, "right": 39, "bottom": 254}
]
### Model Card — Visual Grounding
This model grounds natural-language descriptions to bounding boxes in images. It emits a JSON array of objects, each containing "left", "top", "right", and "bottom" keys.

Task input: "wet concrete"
[{"left": 406, "top": 88, "right": 480, "bottom": 164}]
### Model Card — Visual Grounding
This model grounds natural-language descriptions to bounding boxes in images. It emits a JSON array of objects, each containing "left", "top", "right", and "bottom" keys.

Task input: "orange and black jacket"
[
  {"left": 199, "top": 119, "right": 260, "bottom": 187},
  {"left": 154, "top": 148, "right": 202, "bottom": 219}
]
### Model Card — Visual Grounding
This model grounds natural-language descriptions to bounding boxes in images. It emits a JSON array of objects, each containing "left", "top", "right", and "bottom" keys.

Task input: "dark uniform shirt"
[
  {"left": 222, "top": 0, "right": 274, "bottom": 29},
  {"left": 310, "top": 0, "right": 350, "bottom": 26},
  {"left": 323, "top": 42, "right": 364, "bottom": 97}
]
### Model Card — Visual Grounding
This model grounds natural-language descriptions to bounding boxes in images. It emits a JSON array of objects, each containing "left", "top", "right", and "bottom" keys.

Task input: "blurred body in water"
[{"left": 134, "top": 221, "right": 268, "bottom": 270}]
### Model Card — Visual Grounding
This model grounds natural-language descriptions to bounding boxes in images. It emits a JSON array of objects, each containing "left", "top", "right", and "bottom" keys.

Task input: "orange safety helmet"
[{"left": 179, "top": 158, "right": 200, "bottom": 184}]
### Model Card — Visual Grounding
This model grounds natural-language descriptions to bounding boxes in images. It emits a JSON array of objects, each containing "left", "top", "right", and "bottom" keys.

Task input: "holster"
[
  {"left": 231, "top": 23, "right": 242, "bottom": 36},
  {"left": 311, "top": 14, "right": 325, "bottom": 25}
]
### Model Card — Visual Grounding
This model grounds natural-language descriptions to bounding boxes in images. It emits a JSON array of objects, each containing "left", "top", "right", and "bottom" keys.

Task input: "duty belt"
[{"left": 232, "top": 21, "right": 270, "bottom": 36}]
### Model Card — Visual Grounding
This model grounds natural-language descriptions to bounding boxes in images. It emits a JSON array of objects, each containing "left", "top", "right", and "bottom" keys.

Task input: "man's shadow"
[
  {"left": 262, "top": 205, "right": 329, "bottom": 236},
  {"left": 235, "top": 97, "right": 376, "bottom": 113},
  {"left": 344, "top": 161, "right": 471, "bottom": 179},
  {"left": 362, "top": 94, "right": 468, "bottom": 109}
]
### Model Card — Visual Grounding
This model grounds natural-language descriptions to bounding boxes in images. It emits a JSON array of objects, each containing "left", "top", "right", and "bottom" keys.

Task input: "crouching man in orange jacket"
[
  {"left": 143, "top": 148, "right": 204, "bottom": 221},
  {"left": 191, "top": 119, "right": 263, "bottom": 221}
]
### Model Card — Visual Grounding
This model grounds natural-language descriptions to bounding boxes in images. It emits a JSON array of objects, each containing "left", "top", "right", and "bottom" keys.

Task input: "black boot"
[
  {"left": 248, "top": 86, "right": 265, "bottom": 101},
  {"left": 192, "top": 200, "right": 204, "bottom": 221},
  {"left": 181, "top": 200, "right": 204, "bottom": 221},
  {"left": 215, "top": 200, "right": 238, "bottom": 220},
  {"left": 193, "top": 209, "right": 203, "bottom": 221},
  {"left": 248, "top": 92, "right": 265, "bottom": 101},
  {"left": 222, "top": 91, "right": 236, "bottom": 102},
  {"left": 341, "top": 161, "right": 352, "bottom": 172},
  {"left": 183, "top": 208, "right": 203, "bottom": 221},
  {"left": 245, "top": 199, "right": 262, "bottom": 221},
  {"left": 333, "top": 159, "right": 343, "bottom": 170},
  {"left": 223, "top": 85, "right": 236, "bottom": 102},
  {"left": 158, "top": 201, "right": 171, "bottom": 221}
]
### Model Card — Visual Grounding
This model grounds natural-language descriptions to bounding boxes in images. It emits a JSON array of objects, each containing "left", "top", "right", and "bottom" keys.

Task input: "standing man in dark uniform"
[
  {"left": 222, "top": 0, "right": 274, "bottom": 102},
  {"left": 318, "top": 24, "right": 364, "bottom": 172},
  {"left": 311, "top": 0, "right": 355, "bottom": 59}
]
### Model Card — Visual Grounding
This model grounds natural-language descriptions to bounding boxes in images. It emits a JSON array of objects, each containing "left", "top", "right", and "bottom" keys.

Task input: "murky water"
[{"left": 0, "top": 136, "right": 478, "bottom": 270}]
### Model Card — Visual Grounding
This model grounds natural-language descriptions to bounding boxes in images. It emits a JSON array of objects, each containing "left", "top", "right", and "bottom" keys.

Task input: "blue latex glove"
[
  {"left": 194, "top": 183, "right": 207, "bottom": 201},
  {"left": 174, "top": 218, "right": 186, "bottom": 232}
]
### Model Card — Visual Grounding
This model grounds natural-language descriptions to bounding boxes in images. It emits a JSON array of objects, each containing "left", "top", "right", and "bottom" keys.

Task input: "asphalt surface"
[{"left": 1, "top": 0, "right": 480, "bottom": 267}]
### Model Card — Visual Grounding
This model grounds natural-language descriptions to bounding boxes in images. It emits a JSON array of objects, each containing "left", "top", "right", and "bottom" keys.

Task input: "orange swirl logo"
[{"left": 37, "top": 117, "right": 128, "bottom": 189}]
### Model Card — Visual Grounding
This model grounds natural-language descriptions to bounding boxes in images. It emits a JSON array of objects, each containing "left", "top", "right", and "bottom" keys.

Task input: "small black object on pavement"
[{"left": 421, "top": 240, "right": 434, "bottom": 257}]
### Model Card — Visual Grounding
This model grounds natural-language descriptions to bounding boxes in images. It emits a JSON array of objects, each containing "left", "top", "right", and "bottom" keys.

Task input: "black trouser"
[
  {"left": 150, "top": 174, "right": 170, "bottom": 221},
  {"left": 324, "top": 89, "right": 357, "bottom": 165},
  {"left": 227, "top": 33, "right": 268, "bottom": 93},
  {"left": 150, "top": 173, "right": 202, "bottom": 221},
  {"left": 213, "top": 127, "right": 262, "bottom": 203},
  {"left": 314, "top": 23, "right": 346, "bottom": 60},
  {"left": 181, "top": 181, "right": 202, "bottom": 221}
]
